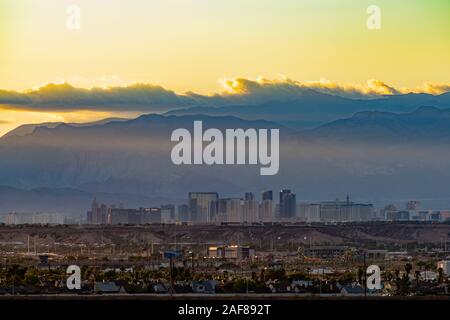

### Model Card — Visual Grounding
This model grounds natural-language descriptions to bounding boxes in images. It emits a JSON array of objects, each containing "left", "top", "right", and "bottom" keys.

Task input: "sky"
[{"left": 0, "top": 0, "right": 449, "bottom": 135}]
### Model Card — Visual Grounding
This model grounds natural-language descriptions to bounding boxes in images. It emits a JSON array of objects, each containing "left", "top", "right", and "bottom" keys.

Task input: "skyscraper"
[
  {"left": 245, "top": 192, "right": 255, "bottom": 201},
  {"left": 262, "top": 190, "right": 273, "bottom": 201},
  {"left": 243, "top": 192, "right": 258, "bottom": 223},
  {"left": 161, "top": 204, "right": 175, "bottom": 224},
  {"left": 177, "top": 204, "right": 190, "bottom": 222},
  {"left": 259, "top": 190, "right": 274, "bottom": 223},
  {"left": 100, "top": 203, "right": 108, "bottom": 225},
  {"left": 88, "top": 197, "right": 108, "bottom": 224},
  {"left": 216, "top": 198, "right": 243, "bottom": 223},
  {"left": 279, "top": 189, "right": 296, "bottom": 219},
  {"left": 189, "top": 192, "right": 219, "bottom": 224}
]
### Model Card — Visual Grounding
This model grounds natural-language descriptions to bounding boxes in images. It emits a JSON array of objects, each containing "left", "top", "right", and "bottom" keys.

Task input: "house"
[
  {"left": 340, "top": 284, "right": 365, "bottom": 296},
  {"left": 291, "top": 280, "right": 313, "bottom": 288},
  {"left": 11, "top": 285, "right": 40, "bottom": 295},
  {"left": 267, "top": 280, "right": 290, "bottom": 293},
  {"left": 191, "top": 280, "right": 217, "bottom": 294},
  {"left": 114, "top": 280, "right": 145, "bottom": 294},
  {"left": 153, "top": 282, "right": 168, "bottom": 293},
  {"left": 309, "top": 268, "right": 334, "bottom": 275},
  {"left": 94, "top": 281, "right": 126, "bottom": 294},
  {"left": 304, "top": 246, "right": 347, "bottom": 259},
  {"left": 174, "top": 284, "right": 193, "bottom": 293},
  {"left": 420, "top": 271, "right": 437, "bottom": 281}
]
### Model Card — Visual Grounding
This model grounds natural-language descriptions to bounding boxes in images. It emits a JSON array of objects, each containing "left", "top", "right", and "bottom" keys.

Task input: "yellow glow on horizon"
[{"left": 0, "top": 108, "right": 119, "bottom": 137}]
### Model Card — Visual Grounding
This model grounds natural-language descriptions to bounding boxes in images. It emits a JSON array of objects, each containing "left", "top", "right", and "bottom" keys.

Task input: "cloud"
[
  {"left": 0, "top": 78, "right": 449, "bottom": 113},
  {"left": 408, "top": 82, "right": 450, "bottom": 95},
  {"left": 0, "top": 82, "right": 197, "bottom": 111},
  {"left": 219, "top": 77, "right": 401, "bottom": 100}
]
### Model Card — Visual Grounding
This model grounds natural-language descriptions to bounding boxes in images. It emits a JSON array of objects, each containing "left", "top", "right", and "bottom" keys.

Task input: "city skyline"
[
  {"left": 37, "top": 190, "right": 448, "bottom": 225},
  {"left": 4, "top": 188, "right": 449, "bottom": 226},
  {"left": 1, "top": 0, "right": 450, "bottom": 307}
]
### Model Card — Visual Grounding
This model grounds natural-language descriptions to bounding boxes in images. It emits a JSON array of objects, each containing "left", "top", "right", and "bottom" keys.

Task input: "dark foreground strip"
[{"left": 0, "top": 296, "right": 448, "bottom": 319}]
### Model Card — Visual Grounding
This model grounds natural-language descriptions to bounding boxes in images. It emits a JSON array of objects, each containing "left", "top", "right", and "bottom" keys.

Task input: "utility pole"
[
  {"left": 364, "top": 251, "right": 367, "bottom": 297},
  {"left": 319, "top": 271, "right": 322, "bottom": 295},
  {"left": 246, "top": 277, "right": 249, "bottom": 295},
  {"left": 169, "top": 256, "right": 174, "bottom": 295}
]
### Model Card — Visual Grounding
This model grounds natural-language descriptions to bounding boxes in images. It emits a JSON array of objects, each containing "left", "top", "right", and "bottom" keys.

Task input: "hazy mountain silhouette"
[
  {"left": 166, "top": 91, "right": 450, "bottom": 129},
  {"left": 3, "top": 117, "right": 129, "bottom": 138},
  {"left": 302, "top": 106, "right": 450, "bottom": 143}
]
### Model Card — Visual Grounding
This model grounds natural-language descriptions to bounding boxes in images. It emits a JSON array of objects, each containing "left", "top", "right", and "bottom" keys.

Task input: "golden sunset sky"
[{"left": 0, "top": 0, "right": 449, "bottom": 135}]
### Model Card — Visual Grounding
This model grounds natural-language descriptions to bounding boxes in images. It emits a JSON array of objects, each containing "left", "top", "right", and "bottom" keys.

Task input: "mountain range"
[
  {"left": 166, "top": 91, "right": 450, "bottom": 129},
  {"left": 1, "top": 91, "right": 450, "bottom": 215}
]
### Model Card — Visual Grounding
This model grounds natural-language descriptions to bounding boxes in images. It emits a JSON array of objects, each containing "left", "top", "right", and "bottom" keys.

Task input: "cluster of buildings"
[
  {"left": 4, "top": 194, "right": 450, "bottom": 226},
  {"left": 378, "top": 201, "right": 449, "bottom": 222},
  {"left": 183, "top": 192, "right": 376, "bottom": 224},
  {"left": 85, "top": 192, "right": 450, "bottom": 225},
  {"left": 86, "top": 199, "right": 166, "bottom": 225},
  {"left": 86, "top": 191, "right": 376, "bottom": 225},
  {"left": 207, "top": 245, "right": 256, "bottom": 259},
  {"left": 4, "top": 212, "right": 66, "bottom": 225}
]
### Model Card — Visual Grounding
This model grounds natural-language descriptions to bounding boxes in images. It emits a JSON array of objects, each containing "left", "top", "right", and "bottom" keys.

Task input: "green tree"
[
  {"left": 357, "top": 267, "right": 364, "bottom": 284},
  {"left": 437, "top": 267, "right": 444, "bottom": 284},
  {"left": 6, "top": 265, "right": 27, "bottom": 286},
  {"left": 232, "top": 278, "right": 256, "bottom": 293},
  {"left": 338, "top": 271, "right": 354, "bottom": 285},
  {"left": 414, "top": 270, "right": 420, "bottom": 287},
  {"left": 404, "top": 263, "right": 412, "bottom": 276}
]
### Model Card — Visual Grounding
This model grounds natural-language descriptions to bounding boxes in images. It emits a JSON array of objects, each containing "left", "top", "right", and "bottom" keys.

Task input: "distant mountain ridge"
[
  {"left": 1, "top": 105, "right": 450, "bottom": 214},
  {"left": 302, "top": 106, "right": 450, "bottom": 143},
  {"left": 166, "top": 91, "right": 450, "bottom": 129},
  {"left": 3, "top": 117, "right": 129, "bottom": 138}
]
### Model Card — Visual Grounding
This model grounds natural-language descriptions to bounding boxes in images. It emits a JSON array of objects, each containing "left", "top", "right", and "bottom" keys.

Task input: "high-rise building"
[
  {"left": 320, "top": 200, "right": 343, "bottom": 222},
  {"left": 297, "top": 203, "right": 321, "bottom": 222},
  {"left": 100, "top": 203, "right": 109, "bottom": 225},
  {"left": 87, "top": 198, "right": 109, "bottom": 224},
  {"left": 406, "top": 200, "right": 421, "bottom": 211},
  {"left": 340, "top": 203, "right": 374, "bottom": 221},
  {"left": 92, "top": 197, "right": 99, "bottom": 215},
  {"left": 221, "top": 198, "right": 244, "bottom": 223},
  {"left": 86, "top": 210, "right": 93, "bottom": 224},
  {"left": 245, "top": 192, "right": 255, "bottom": 201},
  {"left": 109, "top": 207, "right": 162, "bottom": 224},
  {"left": 141, "top": 207, "right": 162, "bottom": 224},
  {"left": 259, "top": 199, "right": 274, "bottom": 223},
  {"left": 262, "top": 190, "right": 273, "bottom": 201},
  {"left": 279, "top": 189, "right": 296, "bottom": 219},
  {"left": 243, "top": 192, "right": 258, "bottom": 223},
  {"left": 161, "top": 204, "right": 175, "bottom": 224},
  {"left": 189, "top": 192, "right": 218, "bottom": 224},
  {"left": 177, "top": 204, "right": 190, "bottom": 222},
  {"left": 110, "top": 209, "right": 133, "bottom": 224},
  {"left": 320, "top": 198, "right": 374, "bottom": 222}
]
